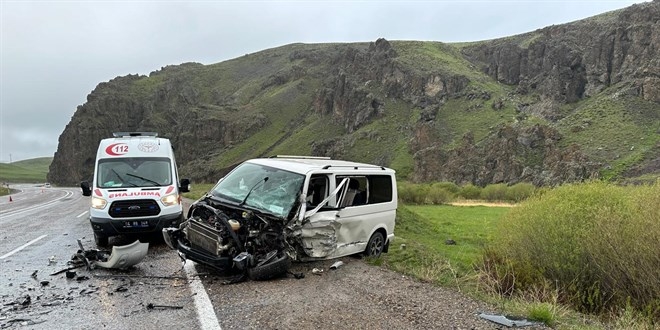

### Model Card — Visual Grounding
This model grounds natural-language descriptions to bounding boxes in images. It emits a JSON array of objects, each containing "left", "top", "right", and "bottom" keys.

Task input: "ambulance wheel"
[{"left": 95, "top": 233, "right": 108, "bottom": 247}]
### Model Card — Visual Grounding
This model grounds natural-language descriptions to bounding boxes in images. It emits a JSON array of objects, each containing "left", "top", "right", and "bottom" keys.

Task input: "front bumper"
[{"left": 90, "top": 212, "right": 183, "bottom": 237}]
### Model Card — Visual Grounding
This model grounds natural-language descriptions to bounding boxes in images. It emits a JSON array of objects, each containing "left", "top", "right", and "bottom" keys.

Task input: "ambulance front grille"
[{"left": 109, "top": 199, "right": 160, "bottom": 218}]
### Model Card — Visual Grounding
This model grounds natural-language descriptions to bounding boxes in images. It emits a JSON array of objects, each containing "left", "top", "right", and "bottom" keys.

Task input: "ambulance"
[{"left": 81, "top": 132, "right": 190, "bottom": 246}]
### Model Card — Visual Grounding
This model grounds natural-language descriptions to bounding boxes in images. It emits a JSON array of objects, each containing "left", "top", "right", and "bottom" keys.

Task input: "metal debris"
[
  {"left": 50, "top": 265, "right": 84, "bottom": 276},
  {"left": 146, "top": 303, "right": 183, "bottom": 310},
  {"left": 115, "top": 285, "right": 129, "bottom": 292},
  {"left": 95, "top": 240, "right": 149, "bottom": 269},
  {"left": 330, "top": 261, "right": 344, "bottom": 270},
  {"left": 71, "top": 239, "right": 149, "bottom": 270},
  {"left": 478, "top": 313, "right": 542, "bottom": 327}
]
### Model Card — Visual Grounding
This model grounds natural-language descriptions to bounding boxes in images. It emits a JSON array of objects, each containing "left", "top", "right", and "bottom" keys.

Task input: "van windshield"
[
  {"left": 97, "top": 157, "right": 172, "bottom": 188},
  {"left": 210, "top": 162, "right": 304, "bottom": 218}
]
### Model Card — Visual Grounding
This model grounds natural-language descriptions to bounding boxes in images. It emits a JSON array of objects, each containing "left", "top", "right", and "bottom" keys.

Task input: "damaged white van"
[
  {"left": 163, "top": 156, "right": 397, "bottom": 280},
  {"left": 81, "top": 132, "right": 190, "bottom": 246}
]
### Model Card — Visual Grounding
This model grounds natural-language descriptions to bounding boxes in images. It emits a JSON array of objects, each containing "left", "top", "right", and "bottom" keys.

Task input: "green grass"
[
  {"left": 488, "top": 181, "right": 660, "bottom": 324},
  {"left": 556, "top": 87, "right": 660, "bottom": 179},
  {"left": 182, "top": 183, "right": 215, "bottom": 201},
  {"left": 0, "top": 157, "right": 51, "bottom": 183},
  {"left": 380, "top": 204, "right": 510, "bottom": 286}
]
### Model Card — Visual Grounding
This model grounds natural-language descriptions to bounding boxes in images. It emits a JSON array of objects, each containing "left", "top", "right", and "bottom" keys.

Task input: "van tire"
[
  {"left": 247, "top": 254, "right": 291, "bottom": 281},
  {"left": 94, "top": 233, "right": 109, "bottom": 247},
  {"left": 364, "top": 231, "right": 385, "bottom": 257}
]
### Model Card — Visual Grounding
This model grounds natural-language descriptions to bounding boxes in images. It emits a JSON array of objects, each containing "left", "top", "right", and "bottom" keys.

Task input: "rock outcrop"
[{"left": 48, "top": 2, "right": 659, "bottom": 186}]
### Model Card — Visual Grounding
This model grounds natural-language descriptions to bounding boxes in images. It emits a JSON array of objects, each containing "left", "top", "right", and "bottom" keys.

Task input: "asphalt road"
[
  {"left": 0, "top": 185, "right": 526, "bottom": 330},
  {"left": 0, "top": 185, "right": 199, "bottom": 329}
]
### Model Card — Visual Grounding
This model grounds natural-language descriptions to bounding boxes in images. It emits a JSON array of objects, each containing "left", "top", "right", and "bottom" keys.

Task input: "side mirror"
[
  {"left": 179, "top": 178, "right": 190, "bottom": 193},
  {"left": 81, "top": 181, "right": 92, "bottom": 196}
]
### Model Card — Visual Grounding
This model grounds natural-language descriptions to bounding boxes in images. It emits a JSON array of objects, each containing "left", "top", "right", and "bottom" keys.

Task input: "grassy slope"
[
  {"left": 152, "top": 40, "right": 520, "bottom": 178},
  {"left": 128, "top": 38, "right": 656, "bottom": 184},
  {"left": 557, "top": 85, "right": 660, "bottom": 180},
  {"left": 0, "top": 157, "right": 52, "bottom": 183}
]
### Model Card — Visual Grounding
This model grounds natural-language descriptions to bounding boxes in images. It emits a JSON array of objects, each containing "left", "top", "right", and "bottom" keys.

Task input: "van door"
[
  {"left": 300, "top": 174, "right": 395, "bottom": 259},
  {"left": 298, "top": 175, "right": 343, "bottom": 258}
]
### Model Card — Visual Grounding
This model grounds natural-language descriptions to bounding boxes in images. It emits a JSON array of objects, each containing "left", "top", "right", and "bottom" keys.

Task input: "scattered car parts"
[
  {"left": 70, "top": 239, "right": 148, "bottom": 270},
  {"left": 478, "top": 313, "right": 542, "bottom": 327}
]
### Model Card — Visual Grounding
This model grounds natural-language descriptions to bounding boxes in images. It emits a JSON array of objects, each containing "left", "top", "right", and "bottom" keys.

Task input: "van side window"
[
  {"left": 367, "top": 175, "right": 393, "bottom": 203},
  {"left": 306, "top": 175, "right": 329, "bottom": 208},
  {"left": 336, "top": 176, "right": 368, "bottom": 207}
]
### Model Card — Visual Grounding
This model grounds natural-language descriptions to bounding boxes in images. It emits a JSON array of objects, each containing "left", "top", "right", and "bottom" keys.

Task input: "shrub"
[
  {"left": 485, "top": 181, "right": 660, "bottom": 319},
  {"left": 505, "top": 182, "right": 536, "bottom": 202},
  {"left": 431, "top": 181, "right": 460, "bottom": 194},
  {"left": 458, "top": 183, "right": 482, "bottom": 199},
  {"left": 427, "top": 185, "right": 454, "bottom": 204},
  {"left": 397, "top": 182, "right": 416, "bottom": 204},
  {"left": 397, "top": 182, "right": 430, "bottom": 204},
  {"left": 481, "top": 183, "right": 508, "bottom": 201}
]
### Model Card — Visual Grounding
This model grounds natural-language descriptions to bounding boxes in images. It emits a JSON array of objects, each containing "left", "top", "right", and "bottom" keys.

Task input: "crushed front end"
[{"left": 164, "top": 198, "right": 295, "bottom": 281}]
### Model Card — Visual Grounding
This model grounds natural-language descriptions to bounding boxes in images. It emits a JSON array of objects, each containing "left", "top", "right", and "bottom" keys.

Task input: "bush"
[
  {"left": 481, "top": 183, "right": 508, "bottom": 201},
  {"left": 397, "top": 182, "right": 430, "bottom": 204},
  {"left": 397, "top": 182, "right": 416, "bottom": 204},
  {"left": 431, "top": 181, "right": 460, "bottom": 194},
  {"left": 458, "top": 183, "right": 481, "bottom": 199},
  {"left": 427, "top": 185, "right": 454, "bottom": 204},
  {"left": 485, "top": 181, "right": 660, "bottom": 319},
  {"left": 505, "top": 183, "right": 536, "bottom": 202}
]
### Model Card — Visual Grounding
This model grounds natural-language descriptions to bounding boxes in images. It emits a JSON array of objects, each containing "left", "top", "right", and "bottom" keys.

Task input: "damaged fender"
[{"left": 95, "top": 240, "right": 149, "bottom": 269}]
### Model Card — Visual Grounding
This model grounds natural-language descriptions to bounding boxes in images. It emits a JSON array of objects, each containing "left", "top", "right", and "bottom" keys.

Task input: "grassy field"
[
  {"left": 0, "top": 157, "right": 51, "bottom": 183},
  {"left": 378, "top": 205, "right": 509, "bottom": 288}
]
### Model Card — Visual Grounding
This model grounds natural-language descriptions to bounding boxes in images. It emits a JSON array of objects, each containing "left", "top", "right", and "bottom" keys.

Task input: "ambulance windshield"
[{"left": 97, "top": 157, "right": 172, "bottom": 188}]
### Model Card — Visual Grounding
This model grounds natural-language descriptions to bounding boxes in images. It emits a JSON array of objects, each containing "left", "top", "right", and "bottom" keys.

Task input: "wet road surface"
[
  {"left": 0, "top": 185, "right": 200, "bottom": 329},
  {"left": 0, "top": 185, "right": 511, "bottom": 330}
]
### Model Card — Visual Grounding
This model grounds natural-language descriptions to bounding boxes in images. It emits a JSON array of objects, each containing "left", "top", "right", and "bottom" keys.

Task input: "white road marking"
[
  {"left": 76, "top": 211, "right": 88, "bottom": 218},
  {"left": 0, "top": 190, "right": 74, "bottom": 220},
  {"left": 0, "top": 234, "right": 48, "bottom": 259},
  {"left": 184, "top": 261, "right": 223, "bottom": 330}
]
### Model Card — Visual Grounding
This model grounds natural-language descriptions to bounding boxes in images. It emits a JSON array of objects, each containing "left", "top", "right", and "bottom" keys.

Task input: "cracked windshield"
[
  {"left": 97, "top": 157, "right": 172, "bottom": 187},
  {"left": 211, "top": 162, "right": 304, "bottom": 217}
]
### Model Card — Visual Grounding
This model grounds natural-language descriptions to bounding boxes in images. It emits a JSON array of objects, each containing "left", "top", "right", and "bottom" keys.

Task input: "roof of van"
[{"left": 247, "top": 156, "right": 395, "bottom": 175}]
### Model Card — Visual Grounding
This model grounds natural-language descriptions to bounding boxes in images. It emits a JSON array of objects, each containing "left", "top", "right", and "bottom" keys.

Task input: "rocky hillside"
[{"left": 49, "top": 1, "right": 659, "bottom": 186}]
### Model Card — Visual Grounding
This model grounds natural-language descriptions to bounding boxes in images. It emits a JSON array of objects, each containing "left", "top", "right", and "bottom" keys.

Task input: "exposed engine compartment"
[
  {"left": 165, "top": 200, "right": 294, "bottom": 281},
  {"left": 185, "top": 202, "right": 288, "bottom": 260}
]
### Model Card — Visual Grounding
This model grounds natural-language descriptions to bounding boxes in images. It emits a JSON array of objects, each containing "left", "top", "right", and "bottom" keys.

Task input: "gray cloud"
[{"left": 0, "top": 0, "right": 647, "bottom": 162}]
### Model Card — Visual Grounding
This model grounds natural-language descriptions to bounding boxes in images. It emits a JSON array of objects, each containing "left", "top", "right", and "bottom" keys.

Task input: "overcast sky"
[{"left": 0, "top": 0, "right": 648, "bottom": 163}]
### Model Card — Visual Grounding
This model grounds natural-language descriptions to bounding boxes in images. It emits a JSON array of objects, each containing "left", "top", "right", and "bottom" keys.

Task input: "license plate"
[{"left": 123, "top": 221, "right": 149, "bottom": 228}]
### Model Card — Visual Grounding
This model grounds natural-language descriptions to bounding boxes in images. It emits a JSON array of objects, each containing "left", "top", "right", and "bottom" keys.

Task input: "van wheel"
[
  {"left": 364, "top": 232, "right": 384, "bottom": 257},
  {"left": 94, "top": 233, "right": 109, "bottom": 247},
  {"left": 247, "top": 253, "right": 291, "bottom": 281}
]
